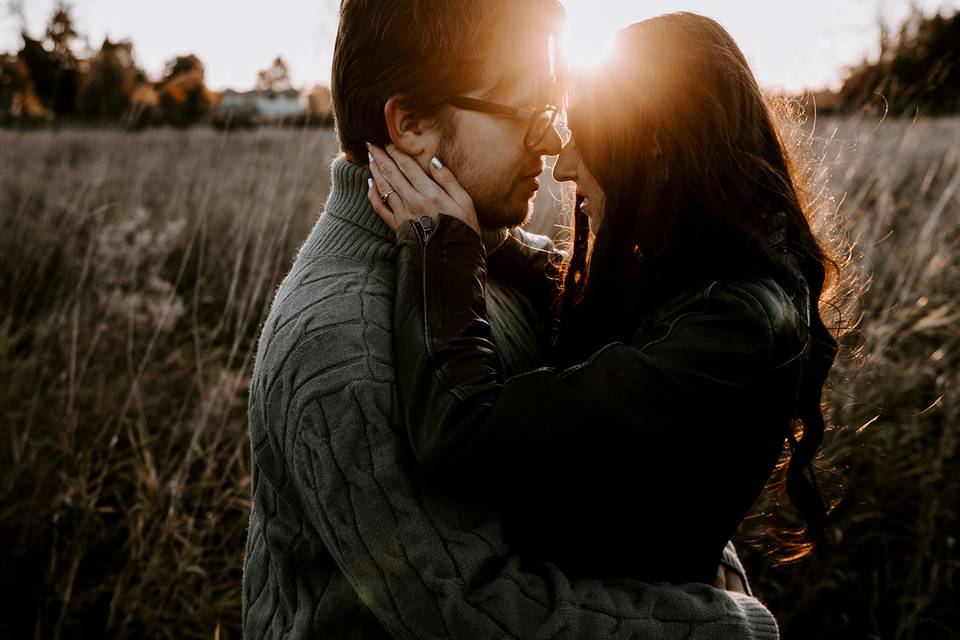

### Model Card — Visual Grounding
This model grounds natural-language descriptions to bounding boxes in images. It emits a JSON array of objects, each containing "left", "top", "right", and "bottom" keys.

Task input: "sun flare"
[
  {"left": 559, "top": 1, "right": 640, "bottom": 72},
  {"left": 563, "top": 26, "right": 618, "bottom": 71}
]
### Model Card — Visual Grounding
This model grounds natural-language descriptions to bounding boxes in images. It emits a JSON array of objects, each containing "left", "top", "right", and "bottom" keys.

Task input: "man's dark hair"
[{"left": 331, "top": 0, "right": 565, "bottom": 163}]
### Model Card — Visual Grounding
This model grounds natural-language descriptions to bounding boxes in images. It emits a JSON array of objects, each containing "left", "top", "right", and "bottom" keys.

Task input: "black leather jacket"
[{"left": 393, "top": 214, "right": 810, "bottom": 584}]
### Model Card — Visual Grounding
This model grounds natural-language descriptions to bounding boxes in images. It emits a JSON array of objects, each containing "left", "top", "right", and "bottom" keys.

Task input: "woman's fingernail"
[
  {"left": 431, "top": 156, "right": 444, "bottom": 170},
  {"left": 367, "top": 178, "right": 373, "bottom": 189},
  {"left": 368, "top": 151, "right": 374, "bottom": 164}
]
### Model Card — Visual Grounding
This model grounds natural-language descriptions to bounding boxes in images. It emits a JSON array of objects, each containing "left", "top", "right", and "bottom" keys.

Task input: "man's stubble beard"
[{"left": 437, "top": 130, "right": 534, "bottom": 231}]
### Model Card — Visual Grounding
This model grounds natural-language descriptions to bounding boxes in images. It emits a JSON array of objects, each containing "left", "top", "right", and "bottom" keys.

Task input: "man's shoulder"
[
  {"left": 251, "top": 252, "right": 395, "bottom": 401},
  {"left": 280, "top": 208, "right": 396, "bottom": 305},
  {"left": 269, "top": 252, "right": 391, "bottom": 327},
  {"left": 281, "top": 250, "right": 392, "bottom": 305}
]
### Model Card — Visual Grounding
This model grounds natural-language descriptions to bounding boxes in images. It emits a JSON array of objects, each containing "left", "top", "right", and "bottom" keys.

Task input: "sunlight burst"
[{"left": 564, "top": 26, "right": 618, "bottom": 72}]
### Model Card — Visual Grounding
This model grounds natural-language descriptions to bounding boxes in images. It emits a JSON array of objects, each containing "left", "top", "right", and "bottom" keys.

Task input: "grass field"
[{"left": 0, "top": 119, "right": 957, "bottom": 639}]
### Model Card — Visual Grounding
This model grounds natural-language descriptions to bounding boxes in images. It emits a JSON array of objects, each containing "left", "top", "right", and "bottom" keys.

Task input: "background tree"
[
  {"left": 255, "top": 56, "right": 293, "bottom": 93},
  {"left": 15, "top": 2, "right": 82, "bottom": 116},
  {"left": 46, "top": 2, "right": 80, "bottom": 60},
  {"left": 158, "top": 54, "right": 214, "bottom": 126},
  {"left": 165, "top": 53, "right": 203, "bottom": 80},
  {"left": 1, "top": 53, "right": 47, "bottom": 119},
  {"left": 76, "top": 39, "right": 143, "bottom": 121},
  {"left": 838, "top": 7, "right": 960, "bottom": 115}
]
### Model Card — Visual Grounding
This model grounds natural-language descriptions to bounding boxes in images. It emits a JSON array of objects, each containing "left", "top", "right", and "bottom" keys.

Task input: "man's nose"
[{"left": 530, "top": 123, "right": 563, "bottom": 158}]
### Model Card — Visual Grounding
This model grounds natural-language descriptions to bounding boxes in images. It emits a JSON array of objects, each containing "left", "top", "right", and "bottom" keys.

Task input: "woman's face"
[{"left": 552, "top": 134, "right": 606, "bottom": 232}]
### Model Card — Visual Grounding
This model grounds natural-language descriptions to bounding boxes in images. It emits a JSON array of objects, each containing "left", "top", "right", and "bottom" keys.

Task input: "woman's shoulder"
[
  {"left": 709, "top": 272, "right": 805, "bottom": 324},
  {"left": 632, "top": 273, "right": 809, "bottom": 370}
]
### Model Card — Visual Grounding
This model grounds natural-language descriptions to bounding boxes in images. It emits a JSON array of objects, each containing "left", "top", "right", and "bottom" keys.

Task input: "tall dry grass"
[
  {"left": 1, "top": 127, "right": 336, "bottom": 639},
  {"left": 0, "top": 119, "right": 957, "bottom": 639},
  {"left": 736, "top": 115, "right": 960, "bottom": 639}
]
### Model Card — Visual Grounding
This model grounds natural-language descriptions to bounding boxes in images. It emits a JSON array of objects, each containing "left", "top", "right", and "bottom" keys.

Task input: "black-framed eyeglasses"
[{"left": 444, "top": 96, "right": 560, "bottom": 150}]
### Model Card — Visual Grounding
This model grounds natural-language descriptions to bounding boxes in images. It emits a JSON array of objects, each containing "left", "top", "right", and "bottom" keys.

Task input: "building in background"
[{"left": 219, "top": 88, "right": 306, "bottom": 121}]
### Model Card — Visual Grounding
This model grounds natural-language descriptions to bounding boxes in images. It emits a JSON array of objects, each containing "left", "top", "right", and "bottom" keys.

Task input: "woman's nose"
[{"left": 552, "top": 146, "right": 578, "bottom": 183}]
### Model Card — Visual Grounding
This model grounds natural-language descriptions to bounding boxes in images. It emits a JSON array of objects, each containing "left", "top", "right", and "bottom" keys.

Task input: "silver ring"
[{"left": 379, "top": 190, "right": 394, "bottom": 204}]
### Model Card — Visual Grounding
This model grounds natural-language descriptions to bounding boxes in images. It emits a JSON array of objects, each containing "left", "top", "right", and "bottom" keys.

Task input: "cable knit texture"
[{"left": 241, "top": 157, "right": 780, "bottom": 639}]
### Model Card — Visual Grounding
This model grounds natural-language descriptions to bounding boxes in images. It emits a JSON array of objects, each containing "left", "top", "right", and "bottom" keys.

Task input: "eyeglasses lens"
[{"left": 525, "top": 109, "right": 556, "bottom": 148}]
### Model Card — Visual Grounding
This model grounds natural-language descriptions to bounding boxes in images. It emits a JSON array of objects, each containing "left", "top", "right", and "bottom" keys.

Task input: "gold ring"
[{"left": 379, "top": 191, "right": 394, "bottom": 204}]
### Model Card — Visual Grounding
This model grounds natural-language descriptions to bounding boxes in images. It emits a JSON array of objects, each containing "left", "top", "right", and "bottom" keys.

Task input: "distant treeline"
[
  {"left": 0, "top": 4, "right": 332, "bottom": 128},
  {"left": 831, "top": 6, "right": 960, "bottom": 115},
  {"left": 4, "top": 4, "right": 960, "bottom": 127}
]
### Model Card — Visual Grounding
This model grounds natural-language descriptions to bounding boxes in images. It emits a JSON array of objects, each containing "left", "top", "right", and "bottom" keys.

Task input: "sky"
[{"left": 2, "top": 0, "right": 959, "bottom": 93}]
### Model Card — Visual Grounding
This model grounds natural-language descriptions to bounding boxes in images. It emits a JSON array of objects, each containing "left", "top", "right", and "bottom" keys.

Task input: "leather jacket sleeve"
[{"left": 394, "top": 214, "right": 807, "bottom": 493}]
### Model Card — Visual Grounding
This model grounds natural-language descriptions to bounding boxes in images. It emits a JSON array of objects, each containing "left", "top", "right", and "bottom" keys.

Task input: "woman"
[{"left": 367, "top": 13, "right": 839, "bottom": 584}]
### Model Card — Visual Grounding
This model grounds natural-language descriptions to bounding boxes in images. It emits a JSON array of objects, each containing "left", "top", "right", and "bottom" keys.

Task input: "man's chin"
[{"left": 476, "top": 200, "right": 534, "bottom": 230}]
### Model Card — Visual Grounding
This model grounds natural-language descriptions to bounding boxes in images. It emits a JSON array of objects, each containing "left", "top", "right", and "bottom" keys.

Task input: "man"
[{"left": 242, "top": 1, "right": 779, "bottom": 638}]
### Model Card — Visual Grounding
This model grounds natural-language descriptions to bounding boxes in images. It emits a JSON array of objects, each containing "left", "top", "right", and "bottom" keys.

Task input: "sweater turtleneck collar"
[{"left": 324, "top": 156, "right": 394, "bottom": 242}]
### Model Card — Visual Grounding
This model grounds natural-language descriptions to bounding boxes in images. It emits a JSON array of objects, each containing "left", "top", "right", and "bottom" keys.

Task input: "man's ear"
[{"left": 384, "top": 96, "right": 441, "bottom": 158}]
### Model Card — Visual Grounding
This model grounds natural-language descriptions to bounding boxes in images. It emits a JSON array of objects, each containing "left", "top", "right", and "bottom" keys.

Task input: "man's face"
[{"left": 436, "top": 74, "right": 563, "bottom": 230}]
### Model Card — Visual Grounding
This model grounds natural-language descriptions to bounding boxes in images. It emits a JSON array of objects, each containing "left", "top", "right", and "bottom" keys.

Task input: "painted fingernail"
[
  {"left": 431, "top": 156, "right": 444, "bottom": 170},
  {"left": 368, "top": 151, "right": 374, "bottom": 164},
  {"left": 367, "top": 178, "right": 373, "bottom": 189}
]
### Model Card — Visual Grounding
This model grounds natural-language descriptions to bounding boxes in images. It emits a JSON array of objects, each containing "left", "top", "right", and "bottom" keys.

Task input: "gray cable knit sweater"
[{"left": 242, "top": 157, "right": 780, "bottom": 639}]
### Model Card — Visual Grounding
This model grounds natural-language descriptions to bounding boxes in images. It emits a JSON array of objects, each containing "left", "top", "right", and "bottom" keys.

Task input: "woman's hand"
[{"left": 366, "top": 143, "right": 480, "bottom": 235}]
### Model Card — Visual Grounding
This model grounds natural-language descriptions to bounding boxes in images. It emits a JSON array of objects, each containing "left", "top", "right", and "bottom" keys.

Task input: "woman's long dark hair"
[{"left": 558, "top": 13, "right": 844, "bottom": 554}]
